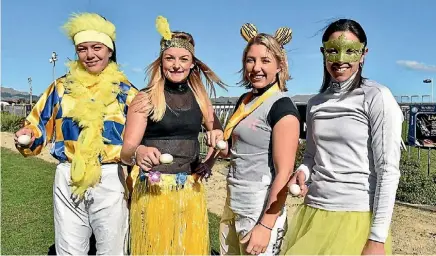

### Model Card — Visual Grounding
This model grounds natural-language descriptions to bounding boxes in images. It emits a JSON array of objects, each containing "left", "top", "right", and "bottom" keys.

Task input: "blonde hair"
[
  {"left": 131, "top": 32, "right": 226, "bottom": 124},
  {"left": 239, "top": 33, "right": 290, "bottom": 91}
]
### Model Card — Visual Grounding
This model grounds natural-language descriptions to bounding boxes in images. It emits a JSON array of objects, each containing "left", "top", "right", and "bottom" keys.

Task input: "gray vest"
[{"left": 227, "top": 91, "right": 288, "bottom": 217}]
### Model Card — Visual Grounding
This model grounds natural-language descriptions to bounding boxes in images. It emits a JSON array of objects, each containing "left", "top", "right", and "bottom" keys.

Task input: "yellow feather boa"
[{"left": 64, "top": 61, "right": 127, "bottom": 198}]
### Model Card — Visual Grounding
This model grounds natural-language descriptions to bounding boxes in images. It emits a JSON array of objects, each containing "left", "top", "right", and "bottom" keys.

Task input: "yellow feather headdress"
[
  {"left": 156, "top": 16, "right": 172, "bottom": 40},
  {"left": 155, "top": 15, "right": 195, "bottom": 55},
  {"left": 63, "top": 12, "right": 116, "bottom": 50}
]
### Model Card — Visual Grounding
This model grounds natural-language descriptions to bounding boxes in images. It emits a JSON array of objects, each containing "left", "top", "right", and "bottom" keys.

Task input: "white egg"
[
  {"left": 17, "top": 134, "right": 31, "bottom": 146},
  {"left": 159, "top": 153, "right": 173, "bottom": 164},
  {"left": 216, "top": 140, "right": 227, "bottom": 150},
  {"left": 289, "top": 184, "right": 301, "bottom": 196}
]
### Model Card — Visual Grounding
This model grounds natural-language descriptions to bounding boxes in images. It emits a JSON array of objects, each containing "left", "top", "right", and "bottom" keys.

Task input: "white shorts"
[{"left": 53, "top": 163, "right": 129, "bottom": 255}]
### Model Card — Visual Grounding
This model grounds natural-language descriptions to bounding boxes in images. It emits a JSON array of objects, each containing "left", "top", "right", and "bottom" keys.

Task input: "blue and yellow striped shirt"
[{"left": 18, "top": 76, "right": 138, "bottom": 163}]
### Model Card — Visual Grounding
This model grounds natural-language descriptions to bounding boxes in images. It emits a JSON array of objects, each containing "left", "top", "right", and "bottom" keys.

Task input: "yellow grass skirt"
[
  {"left": 129, "top": 173, "right": 209, "bottom": 255},
  {"left": 281, "top": 205, "right": 392, "bottom": 255}
]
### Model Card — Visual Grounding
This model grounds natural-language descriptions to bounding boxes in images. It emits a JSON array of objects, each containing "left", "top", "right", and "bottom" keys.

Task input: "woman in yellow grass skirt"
[
  {"left": 120, "top": 16, "right": 227, "bottom": 255},
  {"left": 282, "top": 19, "right": 402, "bottom": 255},
  {"left": 130, "top": 172, "right": 209, "bottom": 254}
]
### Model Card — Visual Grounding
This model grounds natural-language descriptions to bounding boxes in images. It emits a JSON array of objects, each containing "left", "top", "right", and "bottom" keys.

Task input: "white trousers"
[
  {"left": 53, "top": 163, "right": 129, "bottom": 255},
  {"left": 219, "top": 199, "right": 287, "bottom": 255}
]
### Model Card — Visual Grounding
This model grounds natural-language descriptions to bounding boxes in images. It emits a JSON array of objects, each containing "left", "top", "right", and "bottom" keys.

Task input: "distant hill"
[{"left": 1, "top": 86, "right": 40, "bottom": 103}]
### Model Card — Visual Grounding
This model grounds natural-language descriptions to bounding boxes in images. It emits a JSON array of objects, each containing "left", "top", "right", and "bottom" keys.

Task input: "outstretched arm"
[{"left": 16, "top": 80, "right": 62, "bottom": 156}]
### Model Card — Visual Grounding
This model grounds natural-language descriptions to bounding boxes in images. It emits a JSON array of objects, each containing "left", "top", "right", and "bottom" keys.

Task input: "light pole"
[
  {"left": 49, "top": 52, "right": 58, "bottom": 85},
  {"left": 48, "top": 52, "right": 58, "bottom": 143},
  {"left": 28, "top": 77, "right": 32, "bottom": 105},
  {"left": 423, "top": 78, "right": 433, "bottom": 103}
]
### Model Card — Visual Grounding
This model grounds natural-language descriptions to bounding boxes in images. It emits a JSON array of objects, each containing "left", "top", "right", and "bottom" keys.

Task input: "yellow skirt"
[
  {"left": 129, "top": 173, "right": 209, "bottom": 255},
  {"left": 282, "top": 205, "right": 392, "bottom": 255}
]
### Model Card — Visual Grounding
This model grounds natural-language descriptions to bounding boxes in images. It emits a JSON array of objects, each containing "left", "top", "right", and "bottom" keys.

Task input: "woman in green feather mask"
[{"left": 283, "top": 19, "right": 403, "bottom": 255}]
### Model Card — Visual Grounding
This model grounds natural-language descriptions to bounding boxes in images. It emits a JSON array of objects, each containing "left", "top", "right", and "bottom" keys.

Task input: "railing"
[
  {"left": 1, "top": 104, "right": 31, "bottom": 117},
  {"left": 396, "top": 94, "right": 432, "bottom": 104},
  {"left": 213, "top": 103, "right": 236, "bottom": 127}
]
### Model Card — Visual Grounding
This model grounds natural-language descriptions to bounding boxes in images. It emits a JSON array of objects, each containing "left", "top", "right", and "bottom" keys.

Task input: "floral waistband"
[{"left": 138, "top": 170, "right": 198, "bottom": 189}]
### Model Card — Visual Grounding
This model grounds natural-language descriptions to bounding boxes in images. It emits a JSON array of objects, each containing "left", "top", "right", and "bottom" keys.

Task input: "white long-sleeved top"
[{"left": 298, "top": 79, "right": 403, "bottom": 243}]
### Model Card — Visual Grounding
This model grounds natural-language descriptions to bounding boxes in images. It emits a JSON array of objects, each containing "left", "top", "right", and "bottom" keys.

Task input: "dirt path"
[{"left": 2, "top": 132, "right": 435, "bottom": 254}]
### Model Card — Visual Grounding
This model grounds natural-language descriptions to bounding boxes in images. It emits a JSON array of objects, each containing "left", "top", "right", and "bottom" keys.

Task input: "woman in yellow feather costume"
[
  {"left": 15, "top": 12, "right": 138, "bottom": 255},
  {"left": 120, "top": 16, "right": 226, "bottom": 255}
]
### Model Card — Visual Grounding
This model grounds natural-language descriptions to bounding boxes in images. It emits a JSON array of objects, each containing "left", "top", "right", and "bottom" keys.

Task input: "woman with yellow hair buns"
[
  {"left": 120, "top": 16, "right": 226, "bottom": 255},
  {"left": 14, "top": 13, "right": 138, "bottom": 254}
]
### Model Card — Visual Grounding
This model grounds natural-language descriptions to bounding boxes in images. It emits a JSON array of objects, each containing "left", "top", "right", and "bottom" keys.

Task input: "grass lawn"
[
  {"left": 1, "top": 147, "right": 221, "bottom": 255},
  {"left": 1, "top": 148, "right": 55, "bottom": 255}
]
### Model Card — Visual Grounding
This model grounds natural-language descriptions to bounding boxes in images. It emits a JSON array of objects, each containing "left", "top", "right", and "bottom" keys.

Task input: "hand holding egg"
[
  {"left": 205, "top": 129, "right": 225, "bottom": 149},
  {"left": 14, "top": 128, "right": 34, "bottom": 148},
  {"left": 135, "top": 146, "right": 162, "bottom": 170},
  {"left": 288, "top": 170, "right": 308, "bottom": 197}
]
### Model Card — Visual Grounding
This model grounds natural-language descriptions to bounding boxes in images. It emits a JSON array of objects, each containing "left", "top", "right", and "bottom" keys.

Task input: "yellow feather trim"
[
  {"left": 63, "top": 12, "right": 116, "bottom": 42},
  {"left": 64, "top": 61, "right": 127, "bottom": 198},
  {"left": 155, "top": 16, "right": 172, "bottom": 40}
]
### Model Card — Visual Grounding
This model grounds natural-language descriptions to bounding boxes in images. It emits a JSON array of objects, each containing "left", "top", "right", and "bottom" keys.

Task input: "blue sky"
[{"left": 2, "top": 0, "right": 436, "bottom": 100}]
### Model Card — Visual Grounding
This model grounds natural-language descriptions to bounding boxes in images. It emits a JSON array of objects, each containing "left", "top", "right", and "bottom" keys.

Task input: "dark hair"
[
  {"left": 319, "top": 19, "right": 367, "bottom": 93},
  {"left": 110, "top": 42, "right": 117, "bottom": 62},
  {"left": 99, "top": 15, "right": 117, "bottom": 63}
]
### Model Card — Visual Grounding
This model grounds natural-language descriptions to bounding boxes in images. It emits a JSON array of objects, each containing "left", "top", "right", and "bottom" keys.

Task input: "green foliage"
[
  {"left": 295, "top": 140, "right": 306, "bottom": 169},
  {"left": 396, "top": 153, "right": 436, "bottom": 206},
  {"left": 1, "top": 112, "right": 24, "bottom": 132}
]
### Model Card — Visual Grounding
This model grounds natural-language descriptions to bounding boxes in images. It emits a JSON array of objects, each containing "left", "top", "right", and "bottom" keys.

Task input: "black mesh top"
[{"left": 141, "top": 80, "right": 203, "bottom": 174}]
